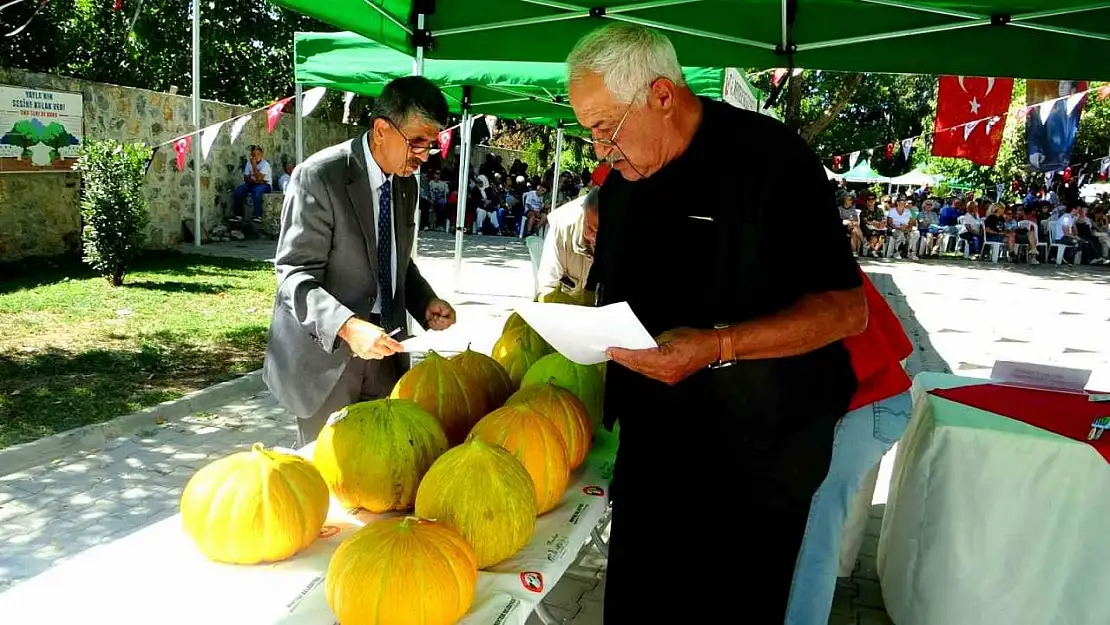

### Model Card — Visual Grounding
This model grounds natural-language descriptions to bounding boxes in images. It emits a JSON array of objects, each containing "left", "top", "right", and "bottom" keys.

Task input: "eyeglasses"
[
  {"left": 383, "top": 117, "right": 441, "bottom": 155},
  {"left": 587, "top": 99, "right": 635, "bottom": 149}
]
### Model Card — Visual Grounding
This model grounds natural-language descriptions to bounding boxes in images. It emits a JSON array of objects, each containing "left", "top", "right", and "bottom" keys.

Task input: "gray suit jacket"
[{"left": 262, "top": 136, "right": 437, "bottom": 419}]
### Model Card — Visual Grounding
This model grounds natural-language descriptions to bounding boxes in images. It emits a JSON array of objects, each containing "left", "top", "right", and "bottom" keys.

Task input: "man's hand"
[
  {"left": 606, "top": 327, "right": 718, "bottom": 386},
  {"left": 425, "top": 298, "right": 456, "bottom": 331},
  {"left": 338, "top": 317, "right": 403, "bottom": 360}
]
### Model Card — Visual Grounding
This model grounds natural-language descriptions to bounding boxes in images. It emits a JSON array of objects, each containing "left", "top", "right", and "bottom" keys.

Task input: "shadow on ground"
[{"left": 0, "top": 325, "right": 267, "bottom": 448}]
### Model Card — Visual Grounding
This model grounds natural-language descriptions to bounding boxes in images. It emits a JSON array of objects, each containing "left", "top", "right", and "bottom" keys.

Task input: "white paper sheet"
[{"left": 515, "top": 301, "right": 656, "bottom": 365}]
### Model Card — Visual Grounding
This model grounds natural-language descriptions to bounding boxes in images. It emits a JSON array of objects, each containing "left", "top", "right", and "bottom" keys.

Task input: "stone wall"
[{"left": 0, "top": 68, "right": 362, "bottom": 261}]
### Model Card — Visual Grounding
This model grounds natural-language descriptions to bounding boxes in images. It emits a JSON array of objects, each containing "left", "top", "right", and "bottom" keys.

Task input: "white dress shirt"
[{"left": 362, "top": 133, "right": 398, "bottom": 315}]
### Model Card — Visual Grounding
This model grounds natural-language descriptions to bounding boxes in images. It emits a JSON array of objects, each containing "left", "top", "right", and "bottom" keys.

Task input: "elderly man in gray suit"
[{"left": 264, "top": 76, "right": 457, "bottom": 446}]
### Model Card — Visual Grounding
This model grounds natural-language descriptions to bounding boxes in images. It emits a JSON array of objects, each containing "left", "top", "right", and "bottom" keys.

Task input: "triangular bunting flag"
[
  {"left": 438, "top": 128, "right": 453, "bottom": 156},
  {"left": 113, "top": 0, "right": 122, "bottom": 10},
  {"left": 772, "top": 68, "right": 788, "bottom": 86},
  {"left": 301, "top": 87, "right": 327, "bottom": 118},
  {"left": 996, "top": 183, "right": 1005, "bottom": 199},
  {"left": 229, "top": 115, "right": 251, "bottom": 144},
  {"left": 1038, "top": 100, "right": 1054, "bottom": 124},
  {"left": 267, "top": 97, "right": 294, "bottom": 133},
  {"left": 901, "top": 138, "right": 913, "bottom": 161},
  {"left": 1101, "top": 157, "right": 1110, "bottom": 174},
  {"left": 173, "top": 136, "right": 192, "bottom": 172},
  {"left": 985, "top": 116, "right": 1001, "bottom": 135},
  {"left": 963, "top": 119, "right": 981, "bottom": 141},
  {"left": 1045, "top": 171, "right": 1055, "bottom": 187},
  {"left": 200, "top": 120, "right": 226, "bottom": 160},
  {"left": 1066, "top": 92, "right": 1086, "bottom": 116},
  {"left": 849, "top": 151, "right": 861, "bottom": 168},
  {"left": 1078, "top": 173, "right": 1088, "bottom": 187}
]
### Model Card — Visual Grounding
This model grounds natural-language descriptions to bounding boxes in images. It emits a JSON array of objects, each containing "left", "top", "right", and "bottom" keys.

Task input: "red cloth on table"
[
  {"left": 930, "top": 384, "right": 1110, "bottom": 463},
  {"left": 844, "top": 270, "right": 914, "bottom": 411}
]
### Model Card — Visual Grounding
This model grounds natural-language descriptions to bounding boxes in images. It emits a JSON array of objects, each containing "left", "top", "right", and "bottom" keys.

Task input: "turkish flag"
[
  {"left": 437, "top": 128, "right": 453, "bottom": 156},
  {"left": 267, "top": 97, "right": 294, "bottom": 133},
  {"left": 931, "top": 75, "right": 1014, "bottom": 166}
]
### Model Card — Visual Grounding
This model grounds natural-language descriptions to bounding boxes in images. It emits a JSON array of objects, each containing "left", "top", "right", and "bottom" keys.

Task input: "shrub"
[{"left": 76, "top": 140, "right": 151, "bottom": 286}]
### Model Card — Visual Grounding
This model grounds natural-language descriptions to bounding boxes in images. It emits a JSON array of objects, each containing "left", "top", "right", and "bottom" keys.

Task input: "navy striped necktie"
[{"left": 377, "top": 180, "right": 394, "bottom": 328}]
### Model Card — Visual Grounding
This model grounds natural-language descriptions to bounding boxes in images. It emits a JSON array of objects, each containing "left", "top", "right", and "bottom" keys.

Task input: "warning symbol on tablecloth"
[
  {"left": 318, "top": 525, "right": 340, "bottom": 538},
  {"left": 520, "top": 571, "right": 545, "bottom": 593},
  {"left": 582, "top": 485, "right": 605, "bottom": 497}
]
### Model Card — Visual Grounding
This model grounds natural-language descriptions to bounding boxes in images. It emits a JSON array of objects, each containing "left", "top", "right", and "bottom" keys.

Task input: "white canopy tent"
[{"left": 888, "top": 168, "right": 937, "bottom": 187}]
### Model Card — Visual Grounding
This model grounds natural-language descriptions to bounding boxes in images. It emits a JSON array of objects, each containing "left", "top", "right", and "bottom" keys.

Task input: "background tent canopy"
[
  {"left": 842, "top": 160, "right": 891, "bottom": 183},
  {"left": 273, "top": 0, "right": 1110, "bottom": 81},
  {"left": 294, "top": 31, "right": 729, "bottom": 132}
]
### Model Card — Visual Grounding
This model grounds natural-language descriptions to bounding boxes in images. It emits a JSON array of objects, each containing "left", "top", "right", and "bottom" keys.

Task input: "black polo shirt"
[{"left": 590, "top": 99, "right": 861, "bottom": 457}]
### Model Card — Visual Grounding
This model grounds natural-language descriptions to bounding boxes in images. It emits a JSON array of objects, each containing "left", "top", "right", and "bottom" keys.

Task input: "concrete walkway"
[{"left": 3, "top": 234, "right": 1109, "bottom": 625}]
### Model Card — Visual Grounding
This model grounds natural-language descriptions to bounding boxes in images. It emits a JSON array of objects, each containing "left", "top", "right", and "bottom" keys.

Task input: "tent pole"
[
  {"left": 191, "top": 0, "right": 201, "bottom": 247},
  {"left": 453, "top": 109, "right": 471, "bottom": 292},
  {"left": 294, "top": 82, "right": 304, "bottom": 165},
  {"left": 551, "top": 123, "right": 564, "bottom": 208},
  {"left": 412, "top": 13, "right": 426, "bottom": 263}
]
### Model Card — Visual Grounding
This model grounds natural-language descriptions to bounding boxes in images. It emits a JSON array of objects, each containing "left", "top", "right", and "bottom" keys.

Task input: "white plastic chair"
[{"left": 982, "top": 240, "right": 1005, "bottom": 263}]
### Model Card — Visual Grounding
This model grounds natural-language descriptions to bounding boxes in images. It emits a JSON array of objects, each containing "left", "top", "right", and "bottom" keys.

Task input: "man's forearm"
[{"left": 724, "top": 287, "right": 868, "bottom": 360}]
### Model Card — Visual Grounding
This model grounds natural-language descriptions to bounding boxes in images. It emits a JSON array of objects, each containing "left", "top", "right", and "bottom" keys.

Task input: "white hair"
[{"left": 566, "top": 23, "right": 686, "bottom": 105}]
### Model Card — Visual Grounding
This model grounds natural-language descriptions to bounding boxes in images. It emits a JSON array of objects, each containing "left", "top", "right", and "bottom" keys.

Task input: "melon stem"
[{"left": 251, "top": 442, "right": 264, "bottom": 453}]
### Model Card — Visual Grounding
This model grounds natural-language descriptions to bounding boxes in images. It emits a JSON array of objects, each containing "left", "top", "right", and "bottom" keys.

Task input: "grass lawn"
[{"left": 0, "top": 252, "right": 276, "bottom": 448}]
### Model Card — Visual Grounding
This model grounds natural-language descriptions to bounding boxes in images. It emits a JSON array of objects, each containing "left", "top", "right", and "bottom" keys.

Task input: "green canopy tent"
[
  {"left": 271, "top": 0, "right": 1110, "bottom": 81},
  {"left": 292, "top": 30, "right": 761, "bottom": 289},
  {"left": 841, "top": 160, "right": 891, "bottom": 183}
]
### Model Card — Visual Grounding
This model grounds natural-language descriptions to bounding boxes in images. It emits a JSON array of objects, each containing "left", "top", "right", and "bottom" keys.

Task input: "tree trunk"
[
  {"left": 784, "top": 73, "right": 805, "bottom": 131},
  {"left": 799, "top": 73, "right": 866, "bottom": 144}
]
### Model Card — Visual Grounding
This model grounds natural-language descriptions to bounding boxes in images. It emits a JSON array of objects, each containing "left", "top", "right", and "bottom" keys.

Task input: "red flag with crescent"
[{"left": 930, "top": 75, "right": 1014, "bottom": 166}]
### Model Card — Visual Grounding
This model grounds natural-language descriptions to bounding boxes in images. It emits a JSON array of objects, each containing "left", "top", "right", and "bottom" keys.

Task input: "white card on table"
[{"left": 990, "top": 360, "right": 1092, "bottom": 392}]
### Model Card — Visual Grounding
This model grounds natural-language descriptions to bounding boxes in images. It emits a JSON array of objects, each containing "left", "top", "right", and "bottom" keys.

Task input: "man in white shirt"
[
  {"left": 234, "top": 145, "right": 273, "bottom": 223},
  {"left": 537, "top": 185, "right": 600, "bottom": 301},
  {"left": 521, "top": 182, "right": 548, "bottom": 237},
  {"left": 957, "top": 207, "right": 981, "bottom": 256},
  {"left": 885, "top": 197, "right": 919, "bottom": 260},
  {"left": 276, "top": 161, "right": 293, "bottom": 193}
]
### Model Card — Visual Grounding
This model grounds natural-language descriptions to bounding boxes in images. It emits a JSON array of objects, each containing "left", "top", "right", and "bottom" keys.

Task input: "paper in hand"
[{"left": 515, "top": 301, "right": 656, "bottom": 365}]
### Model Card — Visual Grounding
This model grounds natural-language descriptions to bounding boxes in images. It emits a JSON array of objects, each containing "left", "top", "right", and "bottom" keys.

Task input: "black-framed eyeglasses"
[{"left": 382, "top": 117, "right": 441, "bottom": 155}]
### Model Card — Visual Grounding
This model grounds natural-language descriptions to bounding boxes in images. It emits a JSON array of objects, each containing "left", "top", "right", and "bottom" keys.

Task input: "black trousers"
[{"left": 603, "top": 411, "right": 839, "bottom": 623}]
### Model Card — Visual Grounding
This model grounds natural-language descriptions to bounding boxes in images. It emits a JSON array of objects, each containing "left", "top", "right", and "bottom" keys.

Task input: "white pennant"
[
  {"left": 200, "top": 120, "right": 226, "bottom": 160},
  {"left": 1038, "top": 100, "right": 1054, "bottom": 124},
  {"left": 1101, "top": 157, "right": 1110, "bottom": 174},
  {"left": 1066, "top": 92, "right": 1086, "bottom": 116},
  {"left": 229, "top": 115, "right": 251, "bottom": 144},
  {"left": 985, "top": 116, "right": 1000, "bottom": 135},
  {"left": 963, "top": 119, "right": 981, "bottom": 141},
  {"left": 996, "top": 183, "right": 1005, "bottom": 199},
  {"left": 301, "top": 87, "right": 327, "bottom": 118},
  {"left": 1045, "top": 171, "right": 1055, "bottom": 187},
  {"left": 901, "top": 138, "right": 913, "bottom": 160},
  {"left": 1078, "top": 173, "right": 1088, "bottom": 187},
  {"left": 849, "top": 151, "right": 861, "bottom": 168}
]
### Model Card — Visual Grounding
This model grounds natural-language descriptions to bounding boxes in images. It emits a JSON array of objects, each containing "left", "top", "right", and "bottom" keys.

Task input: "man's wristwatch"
[{"left": 710, "top": 323, "right": 736, "bottom": 369}]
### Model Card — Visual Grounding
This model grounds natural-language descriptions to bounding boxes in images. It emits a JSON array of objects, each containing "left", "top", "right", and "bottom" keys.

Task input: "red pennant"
[
  {"left": 931, "top": 75, "right": 1014, "bottom": 166},
  {"left": 113, "top": 0, "right": 122, "bottom": 10},
  {"left": 885, "top": 142, "right": 894, "bottom": 160},
  {"left": 1063, "top": 166, "right": 1072, "bottom": 184},
  {"left": 267, "top": 97, "right": 294, "bottom": 133},
  {"left": 437, "top": 128, "right": 453, "bottom": 156},
  {"left": 772, "top": 68, "right": 788, "bottom": 86},
  {"left": 173, "top": 136, "right": 192, "bottom": 172},
  {"left": 833, "top": 154, "right": 843, "bottom": 169}
]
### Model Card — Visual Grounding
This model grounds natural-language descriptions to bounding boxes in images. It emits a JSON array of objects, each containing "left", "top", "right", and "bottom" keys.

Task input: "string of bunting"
[{"left": 826, "top": 83, "right": 1110, "bottom": 178}]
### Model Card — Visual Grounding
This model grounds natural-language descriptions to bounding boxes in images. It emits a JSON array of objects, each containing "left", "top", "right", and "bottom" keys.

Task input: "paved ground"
[{"left": 3, "top": 232, "right": 1108, "bottom": 624}]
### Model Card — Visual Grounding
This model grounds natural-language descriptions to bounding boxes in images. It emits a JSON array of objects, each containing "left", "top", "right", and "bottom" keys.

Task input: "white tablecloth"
[
  {"left": 0, "top": 441, "right": 615, "bottom": 625},
  {"left": 877, "top": 373, "right": 1110, "bottom": 625}
]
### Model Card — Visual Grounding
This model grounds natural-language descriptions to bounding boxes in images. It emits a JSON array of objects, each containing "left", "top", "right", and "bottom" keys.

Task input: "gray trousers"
[{"left": 296, "top": 356, "right": 398, "bottom": 448}]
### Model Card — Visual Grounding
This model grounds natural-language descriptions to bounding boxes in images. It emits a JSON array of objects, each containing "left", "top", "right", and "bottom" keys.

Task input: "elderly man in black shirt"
[{"left": 568, "top": 24, "right": 868, "bottom": 621}]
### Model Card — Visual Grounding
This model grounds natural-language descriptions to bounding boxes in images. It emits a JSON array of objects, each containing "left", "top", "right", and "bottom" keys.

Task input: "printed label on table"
[
  {"left": 285, "top": 574, "right": 325, "bottom": 613},
  {"left": 545, "top": 533, "right": 569, "bottom": 563},
  {"left": 568, "top": 502, "right": 589, "bottom": 525},
  {"left": 991, "top": 360, "right": 1091, "bottom": 392},
  {"left": 491, "top": 597, "right": 521, "bottom": 625},
  {"left": 520, "top": 571, "right": 545, "bottom": 593},
  {"left": 582, "top": 485, "right": 605, "bottom": 497}
]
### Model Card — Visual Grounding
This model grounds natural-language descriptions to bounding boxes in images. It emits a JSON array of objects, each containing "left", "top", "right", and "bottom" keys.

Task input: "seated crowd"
[{"left": 838, "top": 186, "right": 1110, "bottom": 266}]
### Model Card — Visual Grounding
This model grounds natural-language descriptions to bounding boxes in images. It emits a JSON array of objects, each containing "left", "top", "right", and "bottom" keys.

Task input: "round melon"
[
  {"left": 502, "top": 312, "right": 527, "bottom": 334},
  {"left": 327, "top": 516, "right": 478, "bottom": 625},
  {"left": 391, "top": 350, "right": 488, "bottom": 445},
  {"left": 181, "top": 443, "right": 329, "bottom": 564},
  {"left": 521, "top": 352, "right": 605, "bottom": 430},
  {"left": 506, "top": 382, "right": 592, "bottom": 470},
  {"left": 469, "top": 404, "right": 570, "bottom": 514},
  {"left": 536, "top": 289, "right": 586, "bottom": 305},
  {"left": 415, "top": 439, "right": 537, "bottom": 568},
  {"left": 450, "top": 345, "right": 513, "bottom": 410},
  {"left": 492, "top": 324, "right": 550, "bottom": 388},
  {"left": 313, "top": 399, "right": 448, "bottom": 513}
]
